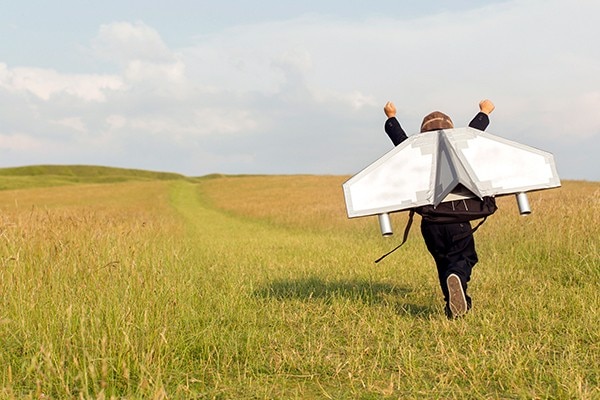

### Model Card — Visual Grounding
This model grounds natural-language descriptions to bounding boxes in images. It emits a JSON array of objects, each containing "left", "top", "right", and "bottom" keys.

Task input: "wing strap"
[{"left": 374, "top": 209, "right": 415, "bottom": 264}]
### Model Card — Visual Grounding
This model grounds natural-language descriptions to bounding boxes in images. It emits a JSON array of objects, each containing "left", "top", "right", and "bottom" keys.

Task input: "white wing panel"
[
  {"left": 343, "top": 133, "right": 436, "bottom": 217},
  {"left": 449, "top": 128, "right": 560, "bottom": 196}
]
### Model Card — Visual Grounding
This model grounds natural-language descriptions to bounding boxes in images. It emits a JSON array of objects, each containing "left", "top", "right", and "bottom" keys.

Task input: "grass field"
[{"left": 0, "top": 167, "right": 598, "bottom": 399}]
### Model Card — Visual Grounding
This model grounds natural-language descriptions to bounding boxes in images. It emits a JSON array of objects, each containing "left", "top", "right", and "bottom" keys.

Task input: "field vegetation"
[
  {"left": 0, "top": 165, "right": 184, "bottom": 191},
  {"left": 0, "top": 166, "right": 598, "bottom": 399}
]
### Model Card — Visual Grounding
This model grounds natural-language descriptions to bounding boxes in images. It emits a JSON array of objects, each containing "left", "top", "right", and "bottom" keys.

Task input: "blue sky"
[{"left": 1, "top": 0, "right": 599, "bottom": 180}]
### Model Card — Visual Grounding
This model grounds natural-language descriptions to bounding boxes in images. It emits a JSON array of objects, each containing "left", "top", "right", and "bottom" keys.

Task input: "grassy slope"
[
  {"left": 0, "top": 169, "right": 598, "bottom": 399},
  {"left": 0, "top": 165, "right": 186, "bottom": 190}
]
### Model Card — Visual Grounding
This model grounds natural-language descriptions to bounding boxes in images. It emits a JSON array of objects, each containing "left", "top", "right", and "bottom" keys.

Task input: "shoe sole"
[{"left": 447, "top": 274, "right": 467, "bottom": 318}]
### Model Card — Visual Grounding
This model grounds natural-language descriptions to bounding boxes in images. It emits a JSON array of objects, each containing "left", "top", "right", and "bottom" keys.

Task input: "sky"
[{"left": 1, "top": 0, "right": 599, "bottom": 181}]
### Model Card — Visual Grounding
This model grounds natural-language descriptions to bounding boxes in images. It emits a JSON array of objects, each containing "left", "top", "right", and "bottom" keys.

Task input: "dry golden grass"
[
  {"left": 484, "top": 180, "right": 599, "bottom": 257},
  {"left": 198, "top": 175, "right": 371, "bottom": 233},
  {"left": 0, "top": 181, "right": 186, "bottom": 398}
]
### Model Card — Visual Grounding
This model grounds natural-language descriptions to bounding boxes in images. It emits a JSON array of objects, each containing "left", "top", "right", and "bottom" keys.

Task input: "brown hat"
[{"left": 420, "top": 111, "right": 454, "bottom": 132}]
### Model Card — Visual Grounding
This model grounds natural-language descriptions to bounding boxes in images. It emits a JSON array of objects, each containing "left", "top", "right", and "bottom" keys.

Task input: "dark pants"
[{"left": 420, "top": 220, "right": 478, "bottom": 308}]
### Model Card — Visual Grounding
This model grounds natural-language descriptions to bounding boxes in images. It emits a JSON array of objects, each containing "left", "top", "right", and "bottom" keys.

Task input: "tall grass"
[
  {"left": 1, "top": 181, "right": 186, "bottom": 398},
  {"left": 0, "top": 174, "right": 598, "bottom": 398}
]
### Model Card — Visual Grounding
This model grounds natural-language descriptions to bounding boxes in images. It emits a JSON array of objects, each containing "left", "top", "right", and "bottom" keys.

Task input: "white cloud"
[
  {"left": 93, "top": 21, "right": 174, "bottom": 64},
  {"left": 51, "top": 117, "right": 87, "bottom": 133},
  {"left": 101, "top": 108, "right": 260, "bottom": 141},
  {"left": 106, "top": 114, "right": 127, "bottom": 130},
  {"left": 124, "top": 59, "right": 185, "bottom": 83},
  {"left": 0, "top": 63, "right": 123, "bottom": 102},
  {"left": 92, "top": 21, "right": 186, "bottom": 86},
  {"left": 0, "top": 133, "right": 43, "bottom": 151},
  {"left": 192, "top": 108, "right": 260, "bottom": 136}
]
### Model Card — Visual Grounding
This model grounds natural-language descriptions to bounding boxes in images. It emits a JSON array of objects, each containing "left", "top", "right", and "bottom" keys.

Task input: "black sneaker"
[{"left": 446, "top": 274, "right": 468, "bottom": 319}]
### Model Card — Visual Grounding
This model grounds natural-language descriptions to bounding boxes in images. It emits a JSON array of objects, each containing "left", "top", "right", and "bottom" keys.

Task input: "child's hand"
[
  {"left": 384, "top": 101, "right": 397, "bottom": 118},
  {"left": 479, "top": 99, "right": 495, "bottom": 115}
]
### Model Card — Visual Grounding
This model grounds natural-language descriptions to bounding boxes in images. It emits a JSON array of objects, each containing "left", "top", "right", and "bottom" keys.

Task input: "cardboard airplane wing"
[{"left": 343, "top": 127, "right": 560, "bottom": 219}]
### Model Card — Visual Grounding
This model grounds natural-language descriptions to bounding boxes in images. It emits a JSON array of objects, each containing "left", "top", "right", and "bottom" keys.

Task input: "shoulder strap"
[{"left": 375, "top": 209, "right": 415, "bottom": 264}]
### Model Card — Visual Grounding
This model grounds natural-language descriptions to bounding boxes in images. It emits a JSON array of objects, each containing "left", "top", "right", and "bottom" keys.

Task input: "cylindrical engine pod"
[
  {"left": 378, "top": 213, "right": 393, "bottom": 236},
  {"left": 516, "top": 192, "right": 531, "bottom": 215}
]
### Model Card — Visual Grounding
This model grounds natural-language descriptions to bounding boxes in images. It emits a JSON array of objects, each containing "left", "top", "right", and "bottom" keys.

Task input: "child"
[{"left": 383, "top": 99, "right": 495, "bottom": 318}]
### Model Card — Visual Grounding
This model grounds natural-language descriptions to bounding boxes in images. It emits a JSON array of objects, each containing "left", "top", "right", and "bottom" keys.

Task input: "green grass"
[
  {"left": 0, "top": 165, "right": 186, "bottom": 190},
  {"left": 0, "top": 168, "right": 598, "bottom": 399}
]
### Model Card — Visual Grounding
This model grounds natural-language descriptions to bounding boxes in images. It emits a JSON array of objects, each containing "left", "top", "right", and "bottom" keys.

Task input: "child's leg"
[
  {"left": 445, "top": 222, "right": 478, "bottom": 305},
  {"left": 421, "top": 221, "right": 478, "bottom": 313}
]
